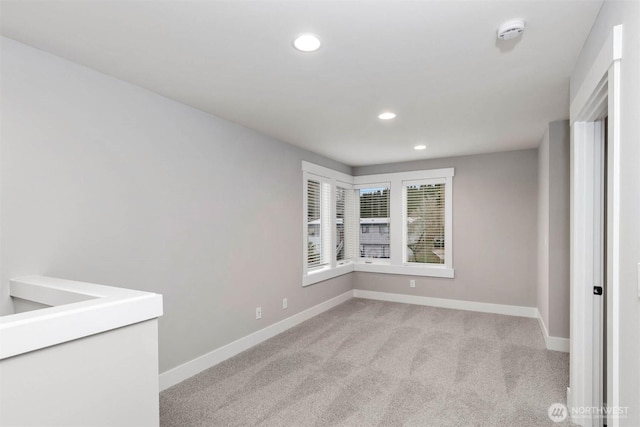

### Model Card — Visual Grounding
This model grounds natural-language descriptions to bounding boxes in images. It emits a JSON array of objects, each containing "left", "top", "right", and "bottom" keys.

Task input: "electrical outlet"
[
  {"left": 256, "top": 307, "right": 262, "bottom": 320},
  {"left": 410, "top": 280, "right": 416, "bottom": 288},
  {"left": 283, "top": 298, "right": 288, "bottom": 309}
]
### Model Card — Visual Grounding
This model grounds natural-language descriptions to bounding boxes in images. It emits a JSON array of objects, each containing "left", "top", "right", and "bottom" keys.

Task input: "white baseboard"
[
  {"left": 159, "top": 290, "right": 353, "bottom": 391},
  {"left": 353, "top": 289, "right": 538, "bottom": 318},
  {"left": 160, "top": 289, "right": 568, "bottom": 391},
  {"left": 536, "top": 309, "right": 570, "bottom": 353}
]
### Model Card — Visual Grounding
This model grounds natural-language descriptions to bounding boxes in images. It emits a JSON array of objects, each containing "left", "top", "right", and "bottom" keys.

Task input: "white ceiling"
[{"left": 0, "top": 0, "right": 602, "bottom": 166}]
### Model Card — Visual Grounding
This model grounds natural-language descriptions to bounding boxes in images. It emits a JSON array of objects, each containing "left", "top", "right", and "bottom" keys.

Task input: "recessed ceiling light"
[
  {"left": 378, "top": 112, "right": 396, "bottom": 120},
  {"left": 293, "top": 34, "right": 321, "bottom": 52},
  {"left": 414, "top": 144, "right": 427, "bottom": 150}
]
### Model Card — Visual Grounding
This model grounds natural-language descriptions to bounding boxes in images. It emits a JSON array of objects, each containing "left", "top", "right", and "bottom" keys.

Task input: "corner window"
[
  {"left": 303, "top": 161, "right": 454, "bottom": 286},
  {"left": 303, "top": 162, "right": 355, "bottom": 286}
]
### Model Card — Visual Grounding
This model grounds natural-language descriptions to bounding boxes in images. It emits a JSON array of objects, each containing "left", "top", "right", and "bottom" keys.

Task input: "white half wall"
[{"left": 0, "top": 319, "right": 160, "bottom": 427}]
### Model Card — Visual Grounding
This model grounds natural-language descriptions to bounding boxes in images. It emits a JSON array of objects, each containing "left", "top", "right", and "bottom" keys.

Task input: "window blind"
[
  {"left": 336, "top": 186, "right": 355, "bottom": 262},
  {"left": 307, "top": 178, "right": 331, "bottom": 268},
  {"left": 359, "top": 186, "right": 390, "bottom": 259},
  {"left": 405, "top": 183, "right": 445, "bottom": 264}
]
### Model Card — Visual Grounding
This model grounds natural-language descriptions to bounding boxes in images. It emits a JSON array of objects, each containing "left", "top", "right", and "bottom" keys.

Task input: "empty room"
[{"left": 1, "top": 0, "right": 639, "bottom": 426}]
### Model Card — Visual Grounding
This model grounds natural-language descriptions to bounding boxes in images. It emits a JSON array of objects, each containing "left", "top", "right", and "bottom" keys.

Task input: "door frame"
[{"left": 569, "top": 25, "right": 622, "bottom": 427}]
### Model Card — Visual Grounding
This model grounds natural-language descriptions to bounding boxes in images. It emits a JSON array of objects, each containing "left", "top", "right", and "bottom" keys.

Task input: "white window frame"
[
  {"left": 304, "top": 174, "right": 332, "bottom": 272},
  {"left": 354, "top": 168, "right": 454, "bottom": 278},
  {"left": 355, "top": 182, "right": 392, "bottom": 265},
  {"left": 302, "top": 162, "right": 454, "bottom": 286},
  {"left": 302, "top": 162, "right": 354, "bottom": 286},
  {"left": 335, "top": 182, "right": 356, "bottom": 267},
  {"left": 402, "top": 177, "right": 451, "bottom": 265}
]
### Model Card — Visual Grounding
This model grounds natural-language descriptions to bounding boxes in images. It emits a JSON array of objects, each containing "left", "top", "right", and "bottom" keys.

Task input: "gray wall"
[
  {"left": 547, "top": 121, "right": 570, "bottom": 339},
  {"left": 570, "top": 1, "right": 640, "bottom": 424},
  {"left": 0, "top": 38, "right": 353, "bottom": 373},
  {"left": 537, "top": 121, "right": 570, "bottom": 339},
  {"left": 353, "top": 149, "right": 538, "bottom": 308},
  {"left": 537, "top": 127, "right": 550, "bottom": 331}
]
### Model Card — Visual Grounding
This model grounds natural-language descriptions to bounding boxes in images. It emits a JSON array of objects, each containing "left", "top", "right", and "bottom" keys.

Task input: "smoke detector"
[{"left": 497, "top": 19, "right": 526, "bottom": 40}]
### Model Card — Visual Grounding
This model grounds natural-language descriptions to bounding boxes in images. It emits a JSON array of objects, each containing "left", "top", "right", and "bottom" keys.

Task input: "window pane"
[
  {"left": 307, "top": 179, "right": 322, "bottom": 267},
  {"left": 406, "top": 183, "right": 445, "bottom": 264},
  {"left": 359, "top": 187, "right": 390, "bottom": 259},
  {"left": 336, "top": 186, "right": 355, "bottom": 262},
  {"left": 336, "top": 187, "right": 345, "bottom": 261}
]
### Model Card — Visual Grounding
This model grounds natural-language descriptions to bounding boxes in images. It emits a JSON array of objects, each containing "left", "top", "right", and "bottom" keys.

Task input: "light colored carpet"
[{"left": 161, "top": 298, "right": 575, "bottom": 426}]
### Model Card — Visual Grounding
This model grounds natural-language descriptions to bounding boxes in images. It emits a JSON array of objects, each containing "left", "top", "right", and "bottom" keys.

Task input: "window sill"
[
  {"left": 302, "top": 262, "right": 454, "bottom": 286},
  {"left": 354, "top": 263, "right": 455, "bottom": 278},
  {"left": 303, "top": 263, "right": 354, "bottom": 287}
]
